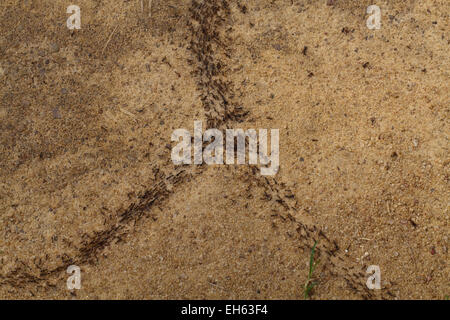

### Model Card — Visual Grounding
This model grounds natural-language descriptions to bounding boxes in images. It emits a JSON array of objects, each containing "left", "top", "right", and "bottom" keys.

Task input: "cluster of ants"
[{"left": 187, "top": 0, "right": 247, "bottom": 129}]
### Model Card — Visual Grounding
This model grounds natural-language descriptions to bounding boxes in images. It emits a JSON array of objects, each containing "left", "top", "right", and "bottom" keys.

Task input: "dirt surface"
[{"left": 0, "top": 0, "right": 448, "bottom": 299}]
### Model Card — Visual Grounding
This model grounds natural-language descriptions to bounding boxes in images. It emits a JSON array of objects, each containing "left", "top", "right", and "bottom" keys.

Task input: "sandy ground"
[{"left": 0, "top": 0, "right": 448, "bottom": 299}]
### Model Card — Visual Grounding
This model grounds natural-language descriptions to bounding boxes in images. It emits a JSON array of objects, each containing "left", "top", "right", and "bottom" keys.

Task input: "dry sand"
[{"left": 0, "top": 0, "right": 448, "bottom": 299}]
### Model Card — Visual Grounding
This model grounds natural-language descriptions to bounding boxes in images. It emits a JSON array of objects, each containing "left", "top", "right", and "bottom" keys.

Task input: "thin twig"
[
  {"left": 141, "top": 0, "right": 153, "bottom": 17},
  {"left": 119, "top": 107, "right": 136, "bottom": 118},
  {"left": 102, "top": 25, "right": 119, "bottom": 56}
]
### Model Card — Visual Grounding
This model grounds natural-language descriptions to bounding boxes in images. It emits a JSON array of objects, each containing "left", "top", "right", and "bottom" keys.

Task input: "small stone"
[
  {"left": 272, "top": 44, "right": 282, "bottom": 51},
  {"left": 413, "top": 138, "right": 419, "bottom": 147},
  {"left": 50, "top": 43, "right": 59, "bottom": 53},
  {"left": 52, "top": 108, "right": 61, "bottom": 119}
]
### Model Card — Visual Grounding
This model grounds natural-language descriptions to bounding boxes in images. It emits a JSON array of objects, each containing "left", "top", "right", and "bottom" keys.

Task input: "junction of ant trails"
[{"left": 171, "top": 121, "right": 279, "bottom": 176}]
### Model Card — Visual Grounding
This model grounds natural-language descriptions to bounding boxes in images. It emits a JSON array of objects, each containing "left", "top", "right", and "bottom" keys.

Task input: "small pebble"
[
  {"left": 361, "top": 252, "right": 369, "bottom": 260},
  {"left": 272, "top": 44, "right": 282, "bottom": 51},
  {"left": 52, "top": 108, "right": 61, "bottom": 119},
  {"left": 50, "top": 43, "right": 59, "bottom": 53}
]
